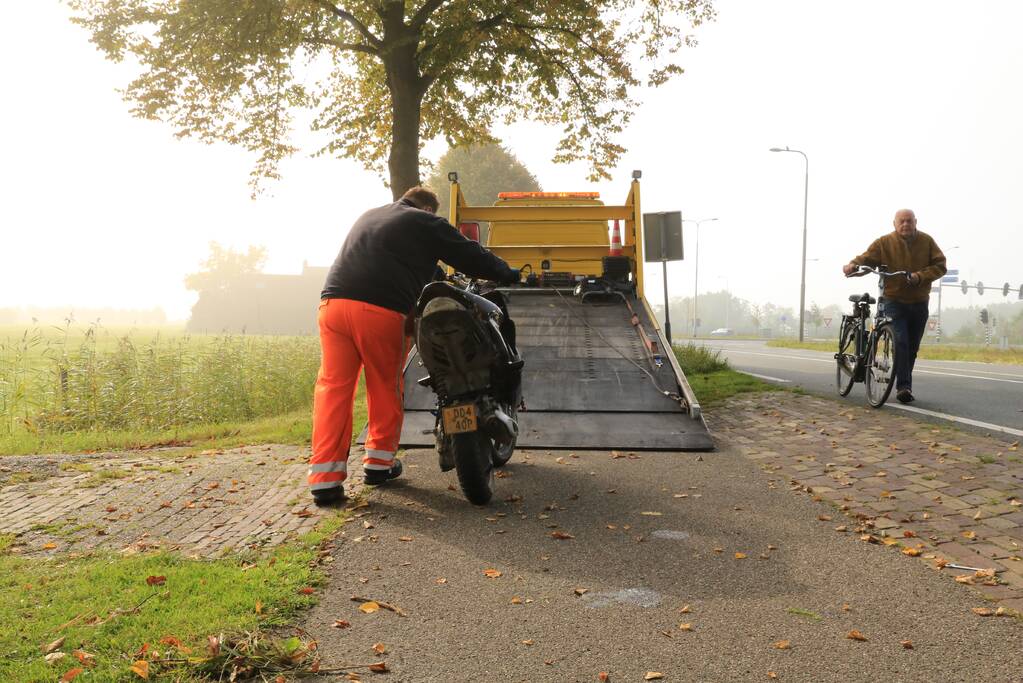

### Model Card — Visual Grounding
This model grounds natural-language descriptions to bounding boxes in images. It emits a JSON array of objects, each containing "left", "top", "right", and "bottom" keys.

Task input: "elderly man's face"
[{"left": 893, "top": 210, "right": 917, "bottom": 238}]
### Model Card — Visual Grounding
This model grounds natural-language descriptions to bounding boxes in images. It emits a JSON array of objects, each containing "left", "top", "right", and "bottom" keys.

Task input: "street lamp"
[
  {"left": 682, "top": 217, "right": 718, "bottom": 337},
  {"left": 769, "top": 146, "right": 809, "bottom": 341}
]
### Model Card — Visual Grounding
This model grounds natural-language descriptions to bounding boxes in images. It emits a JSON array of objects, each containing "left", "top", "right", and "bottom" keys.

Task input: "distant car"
[{"left": 710, "top": 328, "right": 734, "bottom": 336}]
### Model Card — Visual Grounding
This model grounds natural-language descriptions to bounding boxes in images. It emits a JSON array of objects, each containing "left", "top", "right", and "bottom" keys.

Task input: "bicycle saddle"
[{"left": 848, "top": 292, "right": 876, "bottom": 304}]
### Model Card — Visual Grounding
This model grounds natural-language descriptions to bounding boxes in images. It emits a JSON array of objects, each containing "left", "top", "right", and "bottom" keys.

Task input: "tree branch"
[
  {"left": 304, "top": 36, "right": 379, "bottom": 56},
  {"left": 306, "top": 0, "right": 383, "bottom": 48},
  {"left": 410, "top": 0, "right": 449, "bottom": 29}
]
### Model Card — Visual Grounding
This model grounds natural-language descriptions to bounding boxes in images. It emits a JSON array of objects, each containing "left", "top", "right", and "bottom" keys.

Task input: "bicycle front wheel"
[
  {"left": 865, "top": 323, "right": 897, "bottom": 408},
  {"left": 836, "top": 317, "right": 858, "bottom": 397}
]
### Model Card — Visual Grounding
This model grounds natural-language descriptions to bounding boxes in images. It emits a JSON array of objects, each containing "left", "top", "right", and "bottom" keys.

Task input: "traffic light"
[
  {"left": 1004, "top": 282, "right": 1012, "bottom": 297},
  {"left": 961, "top": 280, "right": 969, "bottom": 294},
  {"left": 977, "top": 281, "right": 985, "bottom": 295},
  {"left": 980, "top": 309, "right": 989, "bottom": 325}
]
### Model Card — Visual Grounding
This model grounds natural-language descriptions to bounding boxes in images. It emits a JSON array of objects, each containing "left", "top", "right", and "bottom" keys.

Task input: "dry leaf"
[
  {"left": 774, "top": 640, "right": 791, "bottom": 650},
  {"left": 599, "top": 673, "right": 609, "bottom": 682},
  {"left": 45, "top": 652, "right": 66, "bottom": 664},
  {"left": 679, "top": 604, "right": 691, "bottom": 614},
  {"left": 61, "top": 668, "right": 84, "bottom": 682},
  {"left": 435, "top": 577, "right": 447, "bottom": 585},
  {"left": 972, "top": 607, "right": 994, "bottom": 617},
  {"left": 43, "top": 542, "right": 57, "bottom": 550},
  {"left": 902, "top": 548, "right": 921, "bottom": 557},
  {"left": 145, "top": 576, "right": 166, "bottom": 586},
  {"left": 72, "top": 650, "right": 96, "bottom": 667},
  {"left": 43, "top": 637, "right": 66, "bottom": 654},
  {"left": 372, "top": 642, "right": 387, "bottom": 654},
  {"left": 644, "top": 673, "right": 664, "bottom": 681},
  {"left": 522, "top": 639, "right": 534, "bottom": 646},
  {"left": 995, "top": 606, "right": 1008, "bottom": 617},
  {"left": 131, "top": 660, "right": 150, "bottom": 679},
  {"left": 483, "top": 569, "right": 503, "bottom": 578},
  {"left": 901, "top": 640, "right": 914, "bottom": 649},
  {"left": 359, "top": 601, "right": 381, "bottom": 614},
  {"left": 511, "top": 596, "right": 523, "bottom": 604},
  {"left": 255, "top": 600, "right": 264, "bottom": 615},
  {"left": 734, "top": 552, "right": 747, "bottom": 560},
  {"left": 841, "top": 603, "right": 851, "bottom": 612},
  {"left": 298, "top": 587, "right": 315, "bottom": 595},
  {"left": 551, "top": 531, "right": 575, "bottom": 540},
  {"left": 368, "top": 662, "right": 388, "bottom": 673},
  {"left": 846, "top": 630, "right": 868, "bottom": 642},
  {"left": 767, "top": 673, "right": 778, "bottom": 680},
  {"left": 679, "top": 623, "right": 694, "bottom": 631},
  {"left": 398, "top": 536, "right": 413, "bottom": 542},
  {"left": 574, "top": 588, "right": 589, "bottom": 596},
  {"left": 962, "top": 530, "right": 976, "bottom": 540},
  {"left": 817, "top": 515, "right": 832, "bottom": 521},
  {"left": 641, "top": 511, "right": 663, "bottom": 516},
  {"left": 333, "top": 619, "right": 351, "bottom": 629}
]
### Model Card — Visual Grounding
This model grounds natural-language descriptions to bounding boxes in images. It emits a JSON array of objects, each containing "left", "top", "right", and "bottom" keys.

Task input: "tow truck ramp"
[{"left": 398, "top": 288, "right": 714, "bottom": 451}]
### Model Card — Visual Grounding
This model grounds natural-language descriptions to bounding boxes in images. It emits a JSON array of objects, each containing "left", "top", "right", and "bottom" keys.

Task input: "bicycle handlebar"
[{"left": 847, "top": 265, "right": 910, "bottom": 280}]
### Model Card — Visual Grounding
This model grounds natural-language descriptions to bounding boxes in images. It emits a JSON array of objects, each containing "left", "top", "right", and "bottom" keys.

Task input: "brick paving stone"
[
  {"left": 712, "top": 392, "right": 1023, "bottom": 605},
  {"left": 0, "top": 444, "right": 354, "bottom": 558}
]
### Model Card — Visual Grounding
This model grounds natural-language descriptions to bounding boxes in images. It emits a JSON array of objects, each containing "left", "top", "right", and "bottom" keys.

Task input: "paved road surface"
[
  {"left": 696, "top": 339, "right": 1023, "bottom": 436},
  {"left": 304, "top": 445, "right": 1023, "bottom": 682}
]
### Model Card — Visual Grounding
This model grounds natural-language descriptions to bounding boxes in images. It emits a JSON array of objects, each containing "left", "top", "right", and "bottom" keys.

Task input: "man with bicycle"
[{"left": 842, "top": 209, "right": 946, "bottom": 404}]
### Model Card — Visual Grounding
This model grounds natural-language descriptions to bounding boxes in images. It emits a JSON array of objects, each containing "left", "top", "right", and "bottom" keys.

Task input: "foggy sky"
[{"left": 2, "top": 1, "right": 1021, "bottom": 321}]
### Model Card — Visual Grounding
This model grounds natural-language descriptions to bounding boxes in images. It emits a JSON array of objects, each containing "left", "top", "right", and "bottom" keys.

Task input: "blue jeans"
[{"left": 880, "top": 300, "right": 929, "bottom": 391}]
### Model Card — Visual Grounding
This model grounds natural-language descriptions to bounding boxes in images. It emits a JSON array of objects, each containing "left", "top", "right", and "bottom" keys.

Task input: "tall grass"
[
  {"left": 673, "top": 343, "right": 730, "bottom": 374},
  {"left": 0, "top": 323, "right": 320, "bottom": 440}
]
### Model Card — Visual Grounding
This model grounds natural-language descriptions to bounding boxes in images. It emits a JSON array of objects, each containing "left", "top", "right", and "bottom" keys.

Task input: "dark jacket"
[
  {"left": 851, "top": 230, "right": 947, "bottom": 303},
  {"left": 321, "top": 199, "right": 513, "bottom": 314}
]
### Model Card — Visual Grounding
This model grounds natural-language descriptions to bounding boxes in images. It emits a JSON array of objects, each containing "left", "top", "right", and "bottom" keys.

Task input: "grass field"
[
  {"left": 767, "top": 339, "right": 1023, "bottom": 365},
  {"left": 1, "top": 323, "right": 325, "bottom": 454}
]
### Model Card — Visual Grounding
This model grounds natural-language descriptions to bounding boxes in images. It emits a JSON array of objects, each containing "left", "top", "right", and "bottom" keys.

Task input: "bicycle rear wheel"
[
  {"left": 865, "top": 323, "right": 897, "bottom": 408},
  {"left": 835, "top": 317, "right": 858, "bottom": 397}
]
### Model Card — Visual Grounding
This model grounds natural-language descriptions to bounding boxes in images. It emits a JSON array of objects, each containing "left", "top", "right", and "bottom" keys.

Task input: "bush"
[{"left": 673, "top": 343, "right": 729, "bottom": 374}]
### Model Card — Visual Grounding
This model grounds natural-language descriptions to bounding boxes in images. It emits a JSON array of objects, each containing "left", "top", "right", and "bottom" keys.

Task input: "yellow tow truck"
[{"left": 397, "top": 172, "right": 713, "bottom": 451}]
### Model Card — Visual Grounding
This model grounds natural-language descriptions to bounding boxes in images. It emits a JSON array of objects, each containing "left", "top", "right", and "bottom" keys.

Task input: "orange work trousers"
[{"left": 308, "top": 298, "right": 408, "bottom": 494}]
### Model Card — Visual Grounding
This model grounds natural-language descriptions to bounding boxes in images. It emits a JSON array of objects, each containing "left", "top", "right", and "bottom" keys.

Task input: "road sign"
[
  {"left": 946, "top": 269, "right": 959, "bottom": 276},
  {"left": 642, "top": 212, "right": 684, "bottom": 262},
  {"left": 823, "top": 318, "right": 832, "bottom": 328},
  {"left": 927, "top": 320, "right": 937, "bottom": 331},
  {"left": 941, "top": 275, "right": 958, "bottom": 283}
]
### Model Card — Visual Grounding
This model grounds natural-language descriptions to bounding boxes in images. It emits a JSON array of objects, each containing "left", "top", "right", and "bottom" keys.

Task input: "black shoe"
[
  {"left": 363, "top": 459, "right": 403, "bottom": 486},
  {"left": 896, "top": 389, "right": 915, "bottom": 404},
  {"left": 311, "top": 486, "right": 347, "bottom": 506}
]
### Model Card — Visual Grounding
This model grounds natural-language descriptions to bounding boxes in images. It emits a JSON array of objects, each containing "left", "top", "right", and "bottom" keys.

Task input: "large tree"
[{"left": 69, "top": 1, "right": 715, "bottom": 198}]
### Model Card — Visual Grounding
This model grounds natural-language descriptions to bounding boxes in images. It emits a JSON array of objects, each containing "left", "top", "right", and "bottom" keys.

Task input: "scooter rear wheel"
[{"left": 452, "top": 431, "right": 496, "bottom": 505}]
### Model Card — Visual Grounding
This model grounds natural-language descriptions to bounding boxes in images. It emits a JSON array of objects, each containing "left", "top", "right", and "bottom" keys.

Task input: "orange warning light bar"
[{"left": 497, "top": 191, "right": 600, "bottom": 199}]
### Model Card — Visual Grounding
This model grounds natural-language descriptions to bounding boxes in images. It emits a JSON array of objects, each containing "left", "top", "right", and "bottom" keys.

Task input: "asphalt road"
[
  {"left": 695, "top": 339, "right": 1023, "bottom": 437},
  {"left": 303, "top": 448, "right": 1023, "bottom": 682}
]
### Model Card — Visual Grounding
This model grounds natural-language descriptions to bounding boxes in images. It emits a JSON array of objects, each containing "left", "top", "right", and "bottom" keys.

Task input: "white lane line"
[
  {"left": 888, "top": 404, "right": 1023, "bottom": 438},
  {"left": 743, "top": 372, "right": 792, "bottom": 383},
  {"left": 715, "top": 348, "right": 1023, "bottom": 384}
]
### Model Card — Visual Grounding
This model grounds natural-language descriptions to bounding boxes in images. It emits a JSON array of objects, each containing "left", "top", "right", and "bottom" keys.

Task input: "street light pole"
[
  {"left": 682, "top": 217, "right": 718, "bottom": 337},
  {"left": 770, "top": 146, "right": 809, "bottom": 342}
]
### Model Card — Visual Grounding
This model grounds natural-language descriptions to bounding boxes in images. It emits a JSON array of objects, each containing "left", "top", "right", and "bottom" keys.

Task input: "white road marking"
[
  {"left": 743, "top": 372, "right": 792, "bottom": 383},
  {"left": 711, "top": 348, "right": 1023, "bottom": 384},
  {"left": 888, "top": 404, "right": 1023, "bottom": 438}
]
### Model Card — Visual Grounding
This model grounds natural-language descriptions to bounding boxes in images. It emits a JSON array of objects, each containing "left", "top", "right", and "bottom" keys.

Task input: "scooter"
[{"left": 414, "top": 276, "right": 523, "bottom": 505}]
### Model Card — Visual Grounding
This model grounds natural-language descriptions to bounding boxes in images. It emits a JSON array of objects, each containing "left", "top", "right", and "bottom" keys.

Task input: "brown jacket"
[{"left": 851, "top": 231, "right": 946, "bottom": 303}]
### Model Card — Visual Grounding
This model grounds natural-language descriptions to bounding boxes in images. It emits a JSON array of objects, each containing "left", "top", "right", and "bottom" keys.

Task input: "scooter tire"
[{"left": 453, "top": 431, "right": 496, "bottom": 505}]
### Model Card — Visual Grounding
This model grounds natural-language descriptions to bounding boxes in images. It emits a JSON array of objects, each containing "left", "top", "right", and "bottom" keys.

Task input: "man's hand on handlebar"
[{"left": 844, "top": 263, "right": 865, "bottom": 277}]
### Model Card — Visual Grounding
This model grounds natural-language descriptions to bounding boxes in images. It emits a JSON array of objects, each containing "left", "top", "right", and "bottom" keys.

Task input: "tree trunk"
[{"left": 383, "top": 15, "right": 425, "bottom": 201}]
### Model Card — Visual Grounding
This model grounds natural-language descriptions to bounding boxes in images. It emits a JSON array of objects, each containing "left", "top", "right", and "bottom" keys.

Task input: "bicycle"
[{"left": 835, "top": 265, "right": 910, "bottom": 407}]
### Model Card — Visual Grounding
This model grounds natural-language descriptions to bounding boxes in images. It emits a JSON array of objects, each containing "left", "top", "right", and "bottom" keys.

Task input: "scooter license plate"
[{"left": 442, "top": 404, "right": 477, "bottom": 434}]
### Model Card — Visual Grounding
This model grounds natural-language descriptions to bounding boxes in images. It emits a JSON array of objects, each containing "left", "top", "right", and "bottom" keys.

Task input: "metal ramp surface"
[{"left": 396, "top": 290, "right": 714, "bottom": 451}]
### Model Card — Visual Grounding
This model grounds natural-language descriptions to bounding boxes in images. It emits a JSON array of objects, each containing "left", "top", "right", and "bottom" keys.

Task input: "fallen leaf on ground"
[
  {"left": 551, "top": 531, "right": 575, "bottom": 540},
  {"left": 954, "top": 575, "right": 975, "bottom": 585},
  {"left": 995, "top": 606, "right": 1009, "bottom": 616},
  {"left": 61, "top": 668, "right": 84, "bottom": 682},
  {"left": 574, "top": 588, "right": 589, "bottom": 596},
  {"left": 435, "top": 577, "right": 447, "bottom": 584},
  {"left": 679, "top": 623, "right": 693, "bottom": 631},
  {"left": 774, "top": 640, "right": 791, "bottom": 650},
  {"left": 846, "top": 630, "right": 868, "bottom": 642},
  {"left": 841, "top": 603, "right": 851, "bottom": 612},
  {"left": 333, "top": 619, "right": 351, "bottom": 629},
  {"left": 972, "top": 607, "right": 995, "bottom": 617},
  {"left": 72, "top": 650, "right": 96, "bottom": 667},
  {"left": 483, "top": 569, "right": 503, "bottom": 578},
  {"left": 734, "top": 552, "right": 747, "bottom": 560},
  {"left": 901, "top": 640, "right": 913, "bottom": 649},
  {"left": 767, "top": 673, "right": 778, "bottom": 679},
  {"left": 817, "top": 515, "right": 832, "bottom": 521},
  {"left": 255, "top": 600, "right": 264, "bottom": 615},
  {"left": 522, "top": 640, "right": 534, "bottom": 646},
  {"left": 902, "top": 548, "right": 921, "bottom": 557},
  {"left": 599, "top": 673, "right": 609, "bottom": 682},
  {"left": 962, "top": 531, "right": 976, "bottom": 540},
  {"left": 641, "top": 511, "right": 663, "bottom": 516},
  {"left": 372, "top": 642, "right": 387, "bottom": 654},
  {"left": 679, "top": 604, "right": 691, "bottom": 614},
  {"left": 298, "top": 587, "right": 315, "bottom": 595},
  {"left": 146, "top": 576, "right": 166, "bottom": 586},
  {"left": 511, "top": 596, "right": 523, "bottom": 604},
  {"left": 359, "top": 602, "right": 380, "bottom": 614},
  {"left": 644, "top": 673, "right": 664, "bottom": 681},
  {"left": 368, "top": 662, "right": 388, "bottom": 673},
  {"left": 42, "top": 637, "right": 66, "bottom": 654},
  {"left": 131, "top": 660, "right": 149, "bottom": 679},
  {"left": 45, "top": 652, "right": 66, "bottom": 664},
  {"left": 398, "top": 536, "right": 413, "bottom": 542}
]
